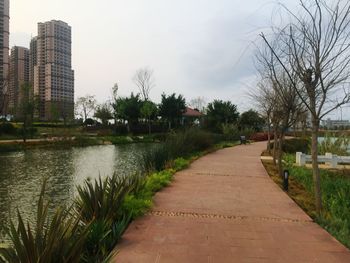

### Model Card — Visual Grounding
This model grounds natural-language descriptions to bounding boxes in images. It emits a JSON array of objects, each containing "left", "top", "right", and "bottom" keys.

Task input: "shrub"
[
  {"left": 75, "top": 174, "right": 138, "bottom": 224},
  {"left": 270, "top": 138, "right": 310, "bottom": 153},
  {"left": 283, "top": 138, "right": 310, "bottom": 153},
  {"left": 0, "top": 122, "right": 17, "bottom": 135},
  {"left": 250, "top": 132, "right": 274, "bottom": 142},
  {"left": 75, "top": 174, "right": 141, "bottom": 262},
  {"left": 0, "top": 182, "right": 89, "bottom": 263},
  {"left": 142, "top": 128, "right": 214, "bottom": 172}
]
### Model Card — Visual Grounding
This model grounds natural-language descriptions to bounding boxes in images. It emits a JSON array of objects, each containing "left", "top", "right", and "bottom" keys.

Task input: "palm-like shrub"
[
  {"left": 75, "top": 174, "right": 141, "bottom": 262},
  {"left": 75, "top": 174, "right": 139, "bottom": 224},
  {"left": 0, "top": 182, "right": 89, "bottom": 263}
]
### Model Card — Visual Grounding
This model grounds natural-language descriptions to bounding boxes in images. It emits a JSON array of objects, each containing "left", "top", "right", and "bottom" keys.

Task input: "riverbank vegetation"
[
  {"left": 0, "top": 128, "right": 238, "bottom": 262},
  {"left": 262, "top": 137, "right": 350, "bottom": 249}
]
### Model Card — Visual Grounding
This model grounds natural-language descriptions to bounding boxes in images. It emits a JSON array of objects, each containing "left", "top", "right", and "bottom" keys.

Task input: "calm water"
[{"left": 0, "top": 144, "right": 152, "bottom": 236}]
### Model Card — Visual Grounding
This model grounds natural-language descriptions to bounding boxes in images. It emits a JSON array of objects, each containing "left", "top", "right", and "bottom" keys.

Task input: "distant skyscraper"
[
  {"left": 33, "top": 20, "right": 74, "bottom": 120},
  {"left": 29, "top": 37, "right": 37, "bottom": 85},
  {"left": 0, "top": 0, "right": 9, "bottom": 114},
  {"left": 9, "top": 46, "right": 29, "bottom": 115}
]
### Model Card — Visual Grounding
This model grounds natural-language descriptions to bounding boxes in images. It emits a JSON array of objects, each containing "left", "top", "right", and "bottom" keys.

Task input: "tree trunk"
[
  {"left": 148, "top": 118, "right": 151, "bottom": 135},
  {"left": 311, "top": 118, "right": 323, "bottom": 214},
  {"left": 267, "top": 120, "right": 271, "bottom": 154},
  {"left": 127, "top": 122, "right": 130, "bottom": 133},
  {"left": 277, "top": 131, "right": 285, "bottom": 178},
  {"left": 273, "top": 128, "right": 277, "bottom": 165}
]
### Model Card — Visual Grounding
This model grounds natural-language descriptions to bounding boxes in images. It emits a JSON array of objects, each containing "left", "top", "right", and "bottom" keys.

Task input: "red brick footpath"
[{"left": 113, "top": 142, "right": 350, "bottom": 262}]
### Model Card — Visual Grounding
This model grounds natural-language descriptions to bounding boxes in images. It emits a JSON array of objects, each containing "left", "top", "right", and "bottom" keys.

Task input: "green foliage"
[
  {"left": 75, "top": 174, "right": 141, "bottom": 262},
  {"left": 0, "top": 122, "right": 17, "bottom": 135},
  {"left": 142, "top": 144, "right": 170, "bottom": 172},
  {"left": 0, "top": 182, "right": 89, "bottom": 263},
  {"left": 141, "top": 101, "right": 158, "bottom": 120},
  {"left": 221, "top": 124, "right": 254, "bottom": 141},
  {"left": 270, "top": 138, "right": 310, "bottom": 153},
  {"left": 166, "top": 128, "right": 214, "bottom": 158},
  {"left": 75, "top": 174, "right": 137, "bottom": 224},
  {"left": 0, "top": 144, "right": 23, "bottom": 153},
  {"left": 121, "top": 195, "right": 152, "bottom": 219},
  {"left": 206, "top": 100, "right": 239, "bottom": 132},
  {"left": 284, "top": 155, "right": 350, "bottom": 248},
  {"left": 318, "top": 133, "right": 350, "bottom": 156},
  {"left": 173, "top": 158, "right": 190, "bottom": 171},
  {"left": 122, "top": 169, "right": 175, "bottom": 220},
  {"left": 81, "top": 217, "right": 129, "bottom": 263},
  {"left": 159, "top": 93, "right": 186, "bottom": 129},
  {"left": 238, "top": 109, "right": 265, "bottom": 131},
  {"left": 142, "top": 128, "right": 214, "bottom": 172},
  {"left": 94, "top": 103, "right": 113, "bottom": 126},
  {"left": 283, "top": 138, "right": 310, "bottom": 153},
  {"left": 114, "top": 93, "right": 142, "bottom": 125}
]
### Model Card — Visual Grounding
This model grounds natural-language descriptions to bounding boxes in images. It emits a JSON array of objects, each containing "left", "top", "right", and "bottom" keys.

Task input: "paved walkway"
[{"left": 113, "top": 142, "right": 350, "bottom": 262}]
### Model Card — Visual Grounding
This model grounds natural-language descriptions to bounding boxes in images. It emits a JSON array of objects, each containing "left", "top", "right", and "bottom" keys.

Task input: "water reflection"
[{"left": 0, "top": 144, "right": 151, "bottom": 236}]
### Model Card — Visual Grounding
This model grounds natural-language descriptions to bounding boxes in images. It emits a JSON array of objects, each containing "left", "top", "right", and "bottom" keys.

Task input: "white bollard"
[{"left": 296, "top": 152, "right": 306, "bottom": 166}]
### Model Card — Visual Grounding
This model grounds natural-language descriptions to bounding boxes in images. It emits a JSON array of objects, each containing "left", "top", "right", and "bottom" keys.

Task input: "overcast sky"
[{"left": 11, "top": 0, "right": 344, "bottom": 118}]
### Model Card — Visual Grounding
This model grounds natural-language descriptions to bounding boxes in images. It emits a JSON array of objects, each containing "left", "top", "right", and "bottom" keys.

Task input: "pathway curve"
[{"left": 113, "top": 142, "right": 350, "bottom": 262}]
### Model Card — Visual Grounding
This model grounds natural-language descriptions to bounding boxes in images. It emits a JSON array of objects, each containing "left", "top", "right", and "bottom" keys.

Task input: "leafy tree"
[
  {"left": 206, "top": 100, "right": 239, "bottom": 132},
  {"left": 115, "top": 93, "right": 142, "bottom": 132},
  {"left": 141, "top": 101, "right": 158, "bottom": 134},
  {"left": 94, "top": 103, "right": 113, "bottom": 126},
  {"left": 159, "top": 93, "right": 186, "bottom": 130},
  {"left": 75, "top": 95, "right": 97, "bottom": 122},
  {"left": 239, "top": 109, "right": 265, "bottom": 132}
]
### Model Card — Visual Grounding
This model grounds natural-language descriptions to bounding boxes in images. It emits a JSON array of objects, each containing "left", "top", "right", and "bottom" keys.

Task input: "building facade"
[
  {"left": 9, "top": 46, "right": 29, "bottom": 116},
  {"left": 33, "top": 20, "right": 74, "bottom": 120},
  {"left": 0, "top": 0, "right": 9, "bottom": 115}
]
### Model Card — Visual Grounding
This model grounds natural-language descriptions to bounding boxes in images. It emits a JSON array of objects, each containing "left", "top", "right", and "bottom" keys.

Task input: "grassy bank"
[
  {"left": 0, "top": 133, "right": 168, "bottom": 153},
  {"left": 0, "top": 129, "right": 237, "bottom": 262},
  {"left": 262, "top": 150, "right": 350, "bottom": 249}
]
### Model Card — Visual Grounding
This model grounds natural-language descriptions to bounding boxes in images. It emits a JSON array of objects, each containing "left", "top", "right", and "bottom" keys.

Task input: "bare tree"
[
  {"left": 250, "top": 79, "right": 275, "bottom": 154},
  {"left": 75, "top": 95, "right": 97, "bottom": 122},
  {"left": 189, "top": 97, "right": 207, "bottom": 113},
  {"left": 261, "top": 0, "right": 350, "bottom": 213},
  {"left": 254, "top": 40, "right": 307, "bottom": 178},
  {"left": 133, "top": 68, "right": 155, "bottom": 101}
]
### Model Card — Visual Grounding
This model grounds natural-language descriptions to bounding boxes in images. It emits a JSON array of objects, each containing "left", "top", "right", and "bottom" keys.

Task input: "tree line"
[{"left": 76, "top": 68, "right": 264, "bottom": 135}]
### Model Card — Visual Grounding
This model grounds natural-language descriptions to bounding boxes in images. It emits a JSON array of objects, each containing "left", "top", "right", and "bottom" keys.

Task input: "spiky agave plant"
[
  {"left": 0, "top": 181, "right": 89, "bottom": 263},
  {"left": 75, "top": 174, "right": 141, "bottom": 224},
  {"left": 75, "top": 174, "right": 142, "bottom": 263}
]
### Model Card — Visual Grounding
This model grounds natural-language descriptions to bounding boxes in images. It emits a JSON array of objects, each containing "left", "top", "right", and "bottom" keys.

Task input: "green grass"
[{"left": 284, "top": 154, "right": 350, "bottom": 248}]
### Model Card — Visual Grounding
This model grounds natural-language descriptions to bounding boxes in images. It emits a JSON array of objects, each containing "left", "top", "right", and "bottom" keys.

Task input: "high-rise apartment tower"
[
  {"left": 9, "top": 46, "right": 29, "bottom": 115},
  {"left": 0, "top": 0, "right": 9, "bottom": 114},
  {"left": 33, "top": 20, "right": 74, "bottom": 120}
]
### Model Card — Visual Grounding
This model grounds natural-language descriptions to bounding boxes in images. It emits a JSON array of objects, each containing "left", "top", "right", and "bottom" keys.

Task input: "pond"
[{"left": 0, "top": 144, "right": 153, "bottom": 238}]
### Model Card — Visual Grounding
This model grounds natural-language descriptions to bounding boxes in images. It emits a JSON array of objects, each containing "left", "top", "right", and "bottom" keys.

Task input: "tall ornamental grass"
[{"left": 318, "top": 133, "right": 350, "bottom": 156}]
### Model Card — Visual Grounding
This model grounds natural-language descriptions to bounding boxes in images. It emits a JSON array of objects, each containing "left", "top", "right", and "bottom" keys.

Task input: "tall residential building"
[
  {"left": 33, "top": 20, "right": 74, "bottom": 120},
  {"left": 9, "top": 46, "right": 29, "bottom": 115},
  {"left": 0, "top": 0, "right": 9, "bottom": 114},
  {"left": 29, "top": 37, "right": 37, "bottom": 85}
]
